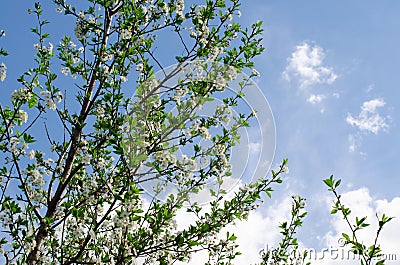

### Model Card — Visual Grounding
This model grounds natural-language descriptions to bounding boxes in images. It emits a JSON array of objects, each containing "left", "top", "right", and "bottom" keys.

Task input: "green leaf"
[
  {"left": 341, "top": 233, "right": 350, "bottom": 243},
  {"left": 334, "top": 178, "right": 341, "bottom": 188},
  {"left": 209, "top": 189, "right": 216, "bottom": 197},
  {"left": 0, "top": 48, "right": 8, "bottom": 56},
  {"left": 323, "top": 175, "right": 334, "bottom": 188},
  {"left": 228, "top": 234, "right": 237, "bottom": 241},
  {"left": 132, "top": 153, "right": 148, "bottom": 165},
  {"left": 175, "top": 233, "right": 184, "bottom": 246},
  {"left": 28, "top": 95, "right": 38, "bottom": 108}
]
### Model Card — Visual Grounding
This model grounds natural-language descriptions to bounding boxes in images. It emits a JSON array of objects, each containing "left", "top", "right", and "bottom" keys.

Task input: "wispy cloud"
[
  {"left": 307, "top": 94, "right": 326, "bottom": 104},
  {"left": 347, "top": 134, "right": 361, "bottom": 153},
  {"left": 366, "top": 84, "right": 374, "bottom": 93},
  {"left": 346, "top": 98, "right": 389, "bottom": 134},
  {"left": 283, "top": 42, "right": 337, "bottom": 89}
]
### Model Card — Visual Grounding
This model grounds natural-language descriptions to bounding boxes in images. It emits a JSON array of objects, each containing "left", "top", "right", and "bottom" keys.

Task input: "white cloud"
[
  {"left": 229, "top": 196, "right": 294, "bottom": 264},
  {"left": 283, "top": 42, "right": 337, "bottom": 89},
  {"left": 307, "top": 94, "right": 326, "bottom": 104},
  {"left": 346, "top": 98, "right": 389, "bottom": 134},
  {"left": 248, "top": 142, "right": 261, "bottom": 154},
  {"left": 173, "top": 195, "right": 294, "bottom": 265},
  {"left": 362, "top": 98, "right": 386, "bottom": 112}
]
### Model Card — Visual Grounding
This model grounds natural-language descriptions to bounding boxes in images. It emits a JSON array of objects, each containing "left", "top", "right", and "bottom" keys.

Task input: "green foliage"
[
  {"left": 258, "top": 195, "right": 310, "bottom": 265},
  {"left": 324, "top": 175, "right": 393, "bottom": 265}
]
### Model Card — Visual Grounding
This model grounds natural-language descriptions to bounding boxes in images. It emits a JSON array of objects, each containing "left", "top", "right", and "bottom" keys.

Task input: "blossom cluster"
[
  {"left": 216, "top": 104, "right": 233, "bottom": 126},
  {"left": 173, "top": 86, "right": 188, "bottom": 105},
  {"left": 184, "top": 119, "right": 211, "bottom": 140},
  {"left": 0, "top": 207, "right": 14, "bottom": 227},
  {"left": 11, "top": 87, "right": 33, "bottom": 105},
  {"left": 9, "top": 136, "right": 29, "bottom": 156},
  {"left": 175, "top": 0, "right": 185, "bottom": 18},
  {"left": 74, "top": 13, "right": 87, "bottom": 40},
  {"left": 59, "top": 40, "right": 84, "bottom": 78},
  {"left": 25, "top": 169, "right": 46, "bottom": 204},
  {"left": 33, "top": 42, "right": 53, "bottom": 54},
  {"left": 16, "top": 109, "right": 28, "bottom": 124},
  {"left": 153, "top": 150, "right": 177, "bottom": 168},
  {"left": 120, "top": 28, "right": 132, "bottom": 40},
  {"left": 39, "top": 90, "right": 62, "bottom": 110}
]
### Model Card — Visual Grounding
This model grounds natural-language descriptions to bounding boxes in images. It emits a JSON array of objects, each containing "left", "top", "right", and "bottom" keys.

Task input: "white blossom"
[
  {"left": 45, "top": 98, "right": 56, "bottom": 110},
  {"left": 136, "top": 63, "right": 143, "bottom": 72},
  {"left": 9, "top": 137, "right": 19, "bottom": 155},
  {"left": 61, "top": 67, "right": 70, "bottom": 76},
  {"left": 251, "top": 68, "right": 260, "bottom": 77},
  {"left": 221, "top": 115, "right": 230, "bottom": 126},
  {"left": 56, "top": 91, "right": 63, "bottom": 103},
  {"left": 78, "top": 11, "right": 85, "bottom": 19},
  {"left": 225, "top": 65, "right": 237, "bottom": 80},
  {"left": 50, "top": 143, "right": 57, "bottom": 151},
  {"left": 82, "top": 154, "right": 91, "bottom": 164},
  {"left": 120, "top": 76, "right": 128, "bottom": 82},
  {"left": 102, "top": 65, "right": 110, "bottom": 75},
  {"left": 97, "top": 106, "right": 105, "bottom": 118},
  {"left": 182, "top": 156, "right": 197, "bottom": 172},
  {"left": 282, "top": 165, "right": 289, "bottom": 173},
  {"left": 33, "top": 43, "right": 53, "bottom": 54},
  {"left": 175, "top": 0, "right": 185, "bottom": 17},
  {"left": 96, "top": 157, "right": 107, "bottom": 168},
  {"left": 189, "top": 27, "right": 197, "bottom": 38},
  {"left": 0, "top": 208, "right": 13, "bottom": 227},
  {"left": 215, "top": 75, "right": 226, "bottom": 90},
  {"left": 29, "top": 150, "right": 35, "bottom": 160},
  {"left": 173, "top": 87, "right": 188, "bottom": 104},
  {"left": 101, "top": 53, "right": 113, "bottom": 62},
  {"left": 215, "top": 143, "right": 226, "bottom": 154},
  {"left": 195, "top": 5, "right": 205, "bottom": 17},
  {"left": 17, "top": 109, "right": 28, "bottom": 123},
  {"left": 199, "top": 126, "right": 211, "bottom": 139},
  {"left": 74, "top": 21, "right": 85, "bottom": 40},
  {"left": 121, "top": 29, "right": 132, "bottom": 40},
  {"left": 154, "top": 151, "right": 176, "bottom": 168},
  {"left": 44, "top": 42, "right": 54, "bottom": 54},
  {"left": 88, "top": 16, "right": 95, "bottom": 24},
  {"left": 0, "top": 62, "right": 6, "bottom": 81}
]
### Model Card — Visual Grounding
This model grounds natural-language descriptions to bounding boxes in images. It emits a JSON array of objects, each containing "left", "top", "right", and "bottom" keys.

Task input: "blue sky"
[
  {"left": 1, "top": 1, "right": 399, "bottom": 264},
  {"left": 237, "top": 1, "right": 400, "bottom": 264}
]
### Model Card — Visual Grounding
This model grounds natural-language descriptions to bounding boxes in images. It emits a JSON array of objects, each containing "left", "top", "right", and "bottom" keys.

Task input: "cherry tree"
[{"left": 0, "top": 0, "right": 289, "bottom": 264}]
